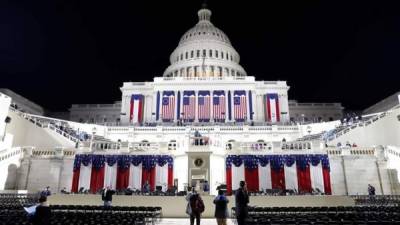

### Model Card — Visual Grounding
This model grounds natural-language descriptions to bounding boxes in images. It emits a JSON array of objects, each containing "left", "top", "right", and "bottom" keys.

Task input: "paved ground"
[{"left": 160, "top": 218, "right": 235, "bottom": 225}]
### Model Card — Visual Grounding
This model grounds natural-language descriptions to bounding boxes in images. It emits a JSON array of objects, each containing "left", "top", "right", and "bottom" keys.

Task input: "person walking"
[
  {"left": 214, "top": 190, "right": 229, "bottom": 225},
  {"left": 235, "top": 181, "right": 249, "bottom": 225}
]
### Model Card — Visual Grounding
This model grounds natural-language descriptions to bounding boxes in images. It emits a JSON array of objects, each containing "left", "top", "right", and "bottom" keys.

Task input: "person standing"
[
  {"left": 143, "top": 180, "right": 151, "bottom": 194},
  {"left": 368, "top": 184, "right": 376, "bottom": 195},
  {"left": 40, "top": 186, "right": 51, "bottom": 197},
  {"left": 235, "top": 181, "right": 249, "bottom": 225},
  {"left": 185, "top": 187, "right": 194, "bottom": 216},
  {"left": 31, "top": 195, "right": 51, "bottom": 225},
  {"left": 214, "top": 190, "right": 229, "bottom": 225},
  {"left": 101, "top": 186, "right": 115, "bottom": 208},
  {"left": 186, "top": 187, "right": 205, "bottom": 225}
]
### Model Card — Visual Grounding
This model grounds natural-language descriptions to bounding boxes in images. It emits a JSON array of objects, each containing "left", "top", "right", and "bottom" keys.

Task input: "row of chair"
[
  {"left": 0, "top": 210, "right": 150, "bottom": 225},
  {"left": 231, "top": 206, "right": 400, "bottom": 225}
]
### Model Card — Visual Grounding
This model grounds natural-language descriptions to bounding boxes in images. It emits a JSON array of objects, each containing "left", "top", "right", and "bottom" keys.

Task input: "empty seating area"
[
  {"left": 232, "top": 206, "right": 400, "bottom": 225},
  {"left": 352, "top": 195, "right": 400, "bottom": 206},
  {"left": 0, "top": 193, "right": 162, "bottom": 225}
]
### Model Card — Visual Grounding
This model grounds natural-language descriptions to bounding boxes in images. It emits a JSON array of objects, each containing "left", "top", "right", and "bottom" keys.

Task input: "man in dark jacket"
[
  {"left": 101, "top": 186, "right": 115, "bottom": 207},
  {"left": 189, "top": 191, "right": 204, "bottom": 225},
  {"left": 214, "top": 190, "right": 229, "bottom": 225},
  {"left": 32, "top": 195, "right": 51, "bottom": 225},
  {"left": 235, "top": 181, "right": 249, "bottom": 225}
]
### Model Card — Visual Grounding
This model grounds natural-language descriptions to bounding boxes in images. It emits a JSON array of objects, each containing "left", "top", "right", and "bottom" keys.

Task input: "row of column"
[
  {"left": 169, "top": 65, "right": 241, "bottom": 78},
  {"left": 122, "top": 92, "right": 287, "bottom": 124},
  {"left": 153, "top": 90, "right": 256, "bottom": 123}
]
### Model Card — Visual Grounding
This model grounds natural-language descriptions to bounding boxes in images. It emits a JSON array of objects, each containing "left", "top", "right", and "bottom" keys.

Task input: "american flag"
[
  {"left": 265, "top": 93, "right": 280, "bottom": 122},
  {"left": 233, "top": 91, "right": 247, "bottom": 122},
  {"left": 130, "top": 94, "right": 144, "bottom": 123},
  {"left": 198, "top": 91, "right": 210, "bottom": 122},
  {"left": 182, "top": 91, "right": 195, "bottom": 121},
  {"left": 162, "top": 91, "right": 175, "bottom": 121},
  {"left": 213, "top": 90, "right": 226, "bottom": 121}
]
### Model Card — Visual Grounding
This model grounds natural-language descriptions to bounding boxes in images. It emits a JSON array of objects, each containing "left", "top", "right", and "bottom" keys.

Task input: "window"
[
  {"left": 185, "top": 52, "right": 188, "bottom": 59},
  {"left": 197, "top": 50, "right": 200, "bottom": 57},
  {"left": 215, "top": 50, "right": 218, "bottom": 58},
  {"left": 203, "top": 49, "right": 206, "bottom": 57},
  {"left": 191, "top": 51, "right": 194, "bottom": 58},
  {"left": 230, "top": 55, "right": 233, "bottom": 61},
  {"left": 226, "top": 52, "right": 228, "bottom": 60},
  {"left": 209, "top": 49, "right": 212, "bottom": 57}
]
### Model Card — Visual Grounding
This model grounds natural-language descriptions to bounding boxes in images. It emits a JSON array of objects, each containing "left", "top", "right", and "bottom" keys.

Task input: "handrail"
[
  {"left": 327, "top": 106, "right": 399, "bottom": 141},
  {"left": 10, "top": 108, "right": 79, "bottom": 143}
]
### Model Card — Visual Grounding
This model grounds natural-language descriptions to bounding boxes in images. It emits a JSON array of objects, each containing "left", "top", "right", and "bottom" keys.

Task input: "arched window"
[
  {"left": 209, "top": 49, "right": 212, "bottom": 57},
  {"left": 215, "top": 50, "right": 219, "bottom": 58},
  {"left": 203, "top": 49, "right": 206, "bottom": 57},
  {"left": 197, "top": 50, "right": 200, "bottom": 58},
  {"left": 185, "top": 52, "right": 188, "bottom": 59},
  {"left": 191, "top": 51, "right": 194, "bottom": 58}
]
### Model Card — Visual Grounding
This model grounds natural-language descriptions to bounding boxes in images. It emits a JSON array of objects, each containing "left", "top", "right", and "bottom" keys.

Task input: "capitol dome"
[{"left": 163, "top": 6, "right": 247, "bottom": 78}]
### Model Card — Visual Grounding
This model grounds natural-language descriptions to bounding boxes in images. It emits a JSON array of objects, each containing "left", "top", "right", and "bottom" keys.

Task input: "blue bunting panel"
[
  {"left": 226, "top": 154, "right": 330, "bottom": 171},
  {"left": 73, "top": 154, "right": 174, "bottom": 171}
]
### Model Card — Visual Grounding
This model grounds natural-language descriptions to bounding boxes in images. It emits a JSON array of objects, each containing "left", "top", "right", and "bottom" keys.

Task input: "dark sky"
[{"left": 1, "top": 0, "right": 399, "bottom": 111}]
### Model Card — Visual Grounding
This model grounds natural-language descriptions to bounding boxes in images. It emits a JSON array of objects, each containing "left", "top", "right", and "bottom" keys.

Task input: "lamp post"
[{"left": 89, "top": 127, "right": 97, "bottom": 151}]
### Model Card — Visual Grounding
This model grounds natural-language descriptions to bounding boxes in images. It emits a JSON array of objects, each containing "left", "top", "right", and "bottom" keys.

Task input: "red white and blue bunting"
[
  {"left": 72, "top": 155, "right": 173, "bottom": 193},
  {"left": 226, "top": 154, "right": 331, "bottom": 195}
]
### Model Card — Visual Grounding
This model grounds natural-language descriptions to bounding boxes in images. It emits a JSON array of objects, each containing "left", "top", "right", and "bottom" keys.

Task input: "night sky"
[{"left": 1, "top": 0, "right": 399, "bottom": 111}]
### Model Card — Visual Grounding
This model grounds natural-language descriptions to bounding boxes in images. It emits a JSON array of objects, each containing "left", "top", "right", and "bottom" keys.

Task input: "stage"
[{"left": 48, "top": 194, "right": 355, "bottom": 218}]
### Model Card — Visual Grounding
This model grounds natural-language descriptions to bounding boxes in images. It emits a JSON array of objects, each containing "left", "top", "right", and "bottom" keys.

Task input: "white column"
[
  {"left": 232, "top": 164, "right": 245, "bottom": 191},
  {"left": 258, "top": 165, "right": 272, "bottom": 191},
  {"left": 174, "top": 91, "right": 179, "bottom": 122},
  {"left": 231, "top": 91, "right": 235, "bottom": 122},
  {"left": 78, "top": 165, "right": 92, "bottom": 191},
  {"left": 310, "top": 163, "right": 325, "bottom": 193},
  {"left": 153, "top": 91, "right": 160, "bottom": 122},
  {"left": 129, "top": 164, "right": 142, "bottom": 190},
  {"left": 284, "top": 162, "right": 298, "bottom": 190},
  {"left": 210, "top": 90, "right": 214, "bottom": 122},
  {"left": 195, "top": 90, "right": 199, "bottom": 123},
  {"left": 246, "top": 90, "right": 251, "bottom": 122},
  {"left": 180, "top": 90, "right": 184, "bottom": 120},
  {"left": 225, "top": 90, "right": 229, "bottom": 123},
  {"left": 251, "top": 91, "right": 257, "bottom": 122}
]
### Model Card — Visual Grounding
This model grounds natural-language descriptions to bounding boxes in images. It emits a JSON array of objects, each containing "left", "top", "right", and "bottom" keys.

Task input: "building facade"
[
  {"left": 69, "top": 102, "right": 121, "bottom": 125},
  {"left": 0, "top": 89, "right": 45, "bottom": 116},
  {"left": 120, "top": 7, "right": 290, "bottom": 125},
  {"left": 289, "top": 100, "right": 344, "bottom": 123}
]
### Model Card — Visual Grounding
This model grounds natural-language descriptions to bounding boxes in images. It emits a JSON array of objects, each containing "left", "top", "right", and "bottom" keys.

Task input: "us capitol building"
[{"left": 0, "top": 6, "right": 399, "bottom": 197}]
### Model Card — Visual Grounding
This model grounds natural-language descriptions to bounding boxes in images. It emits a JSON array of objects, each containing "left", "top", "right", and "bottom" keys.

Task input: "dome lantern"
[{"left": 197, "top": 7, "right": 212, "bottom": 22}]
